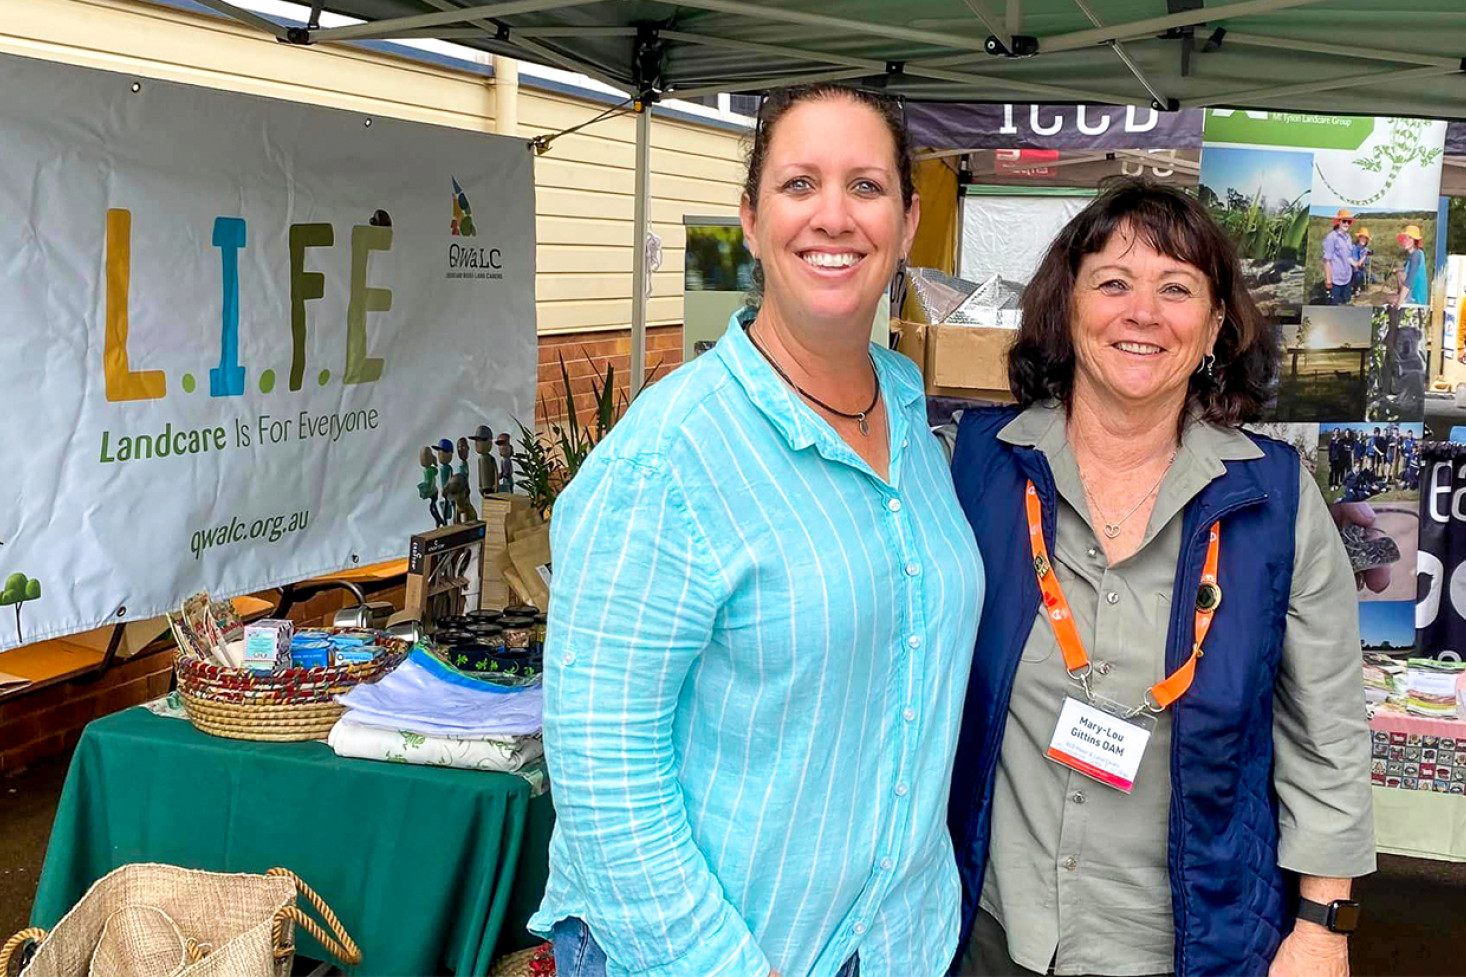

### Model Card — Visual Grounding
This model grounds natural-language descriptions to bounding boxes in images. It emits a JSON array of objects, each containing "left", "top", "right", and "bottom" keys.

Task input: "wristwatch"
[{"left": 1297, "top": 898, "right": 1362, "bottom": 934}]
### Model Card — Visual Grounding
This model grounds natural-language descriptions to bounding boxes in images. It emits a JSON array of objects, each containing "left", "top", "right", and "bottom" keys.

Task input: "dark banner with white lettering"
[
  {"left": 1417, "top": 443, "right": 1466, "bottom": 662},
  {"left": 905, "top": 102, "right": 1205, "bottom": 150}
]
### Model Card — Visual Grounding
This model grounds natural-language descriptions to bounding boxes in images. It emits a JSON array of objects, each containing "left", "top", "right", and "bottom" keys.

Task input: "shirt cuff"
[
  {"left": 1277, "top": 823, "right": 1378, "bottom": 879},
  {"left": 605, "top": 908, "right": 771, "bottom": 977}
]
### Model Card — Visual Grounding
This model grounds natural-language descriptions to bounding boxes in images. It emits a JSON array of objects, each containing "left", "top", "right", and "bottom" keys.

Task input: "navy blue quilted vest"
[{"left": 947, "top": 406, "right": 1301, "bottom": 977}]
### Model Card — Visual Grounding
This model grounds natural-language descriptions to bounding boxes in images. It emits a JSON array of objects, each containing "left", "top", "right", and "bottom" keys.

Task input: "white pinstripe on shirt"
[{"left": 528, "top": 314, "right": 985, "bottom": 977}]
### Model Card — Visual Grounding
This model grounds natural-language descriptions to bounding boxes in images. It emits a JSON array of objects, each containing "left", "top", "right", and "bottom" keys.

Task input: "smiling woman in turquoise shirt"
[{"left": 529, "top": 84, "right": 984, "bottom": 977}]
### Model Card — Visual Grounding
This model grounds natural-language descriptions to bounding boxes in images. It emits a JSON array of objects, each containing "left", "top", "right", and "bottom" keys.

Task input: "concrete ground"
[{"left": 3, "top": 748, "right": 1465, "bottom": 974}]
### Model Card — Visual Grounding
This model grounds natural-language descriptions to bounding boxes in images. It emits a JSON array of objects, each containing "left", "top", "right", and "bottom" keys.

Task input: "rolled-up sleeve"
[
  {"left": 1272, "top": 466, "right": 1377, "bottom": 879},
  {"left": 543, "top": 450, "right": 771, "bottom": 977}
]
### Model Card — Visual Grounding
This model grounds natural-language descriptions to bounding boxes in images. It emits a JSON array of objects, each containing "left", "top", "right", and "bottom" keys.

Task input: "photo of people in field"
[
  {"left": 1315, "top": 421, "right": 1422, "bottom": 506},
  {"left": 1304, "top": 207, "right": 1436, "bottom": 308}
]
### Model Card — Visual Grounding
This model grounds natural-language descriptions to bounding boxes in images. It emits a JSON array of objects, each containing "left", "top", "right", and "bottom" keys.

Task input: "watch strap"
[
  {"left": 1296, "top": 898, "right": 1331, "bottom": 928},
  {"left": 1297, "top": 897, "right": 1360, "bottom": 933}
]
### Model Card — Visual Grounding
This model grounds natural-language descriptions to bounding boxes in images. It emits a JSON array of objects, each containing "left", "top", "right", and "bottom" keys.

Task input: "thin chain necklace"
[
  {"left": 746, "top": 325, "right": 881, "bottom": 436},
  {"left": 1079, "top": 448, "right": 1177, "bottom": 539}
]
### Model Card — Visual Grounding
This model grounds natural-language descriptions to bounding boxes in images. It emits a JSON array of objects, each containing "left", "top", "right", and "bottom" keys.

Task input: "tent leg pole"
[{"left": 630, "top": 102, "right": 651, "bottom": 397}]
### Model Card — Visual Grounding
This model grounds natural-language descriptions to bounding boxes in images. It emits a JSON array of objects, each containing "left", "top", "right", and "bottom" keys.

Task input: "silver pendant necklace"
[{"left": 1081, "top": 448, "right": 1177, "bottom": 539}]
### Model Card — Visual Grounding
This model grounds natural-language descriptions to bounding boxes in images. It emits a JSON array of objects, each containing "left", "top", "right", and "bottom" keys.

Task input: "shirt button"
[
  {"left": 894, "top": 782, "right": 909, "bottom": 797},
  {"left": 905, "top": 562, "right": 921, "bottom": 577},
  {"left": 1062, "top": 856, "right": 1079, "bottom": 870},
  {"left": 888, "top": 498, "right": 902, "bottom": 513},
  {"left": 1071, "top": 791, "right": 1087, "bottom": 805},
  {"left": 1086, "top": 546, "right": 1098, "bottom": 559},
  {"left": 880, "top": 857, "right": 893, "bottom": 870},
  {"left": 562, "top": 651, "right": 576, "bottom": 665},
  {"left": 907, "top": 634, "right": 921, "bottom": 649},
  {"left": 854, "top": 922, "right": 867, "bottom": 935},
  {"left": 903, "top": 708, "right": 916, "bottom": 722},
  {"left": 1105, "top": 591, "right": 1119, "bottom": 605},
  {"left": 1094, "top": 660, "right": 1112, "bottom": 676}
]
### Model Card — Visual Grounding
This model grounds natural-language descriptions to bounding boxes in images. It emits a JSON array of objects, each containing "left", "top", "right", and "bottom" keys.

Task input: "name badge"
[{"left": 1046, "top": 696, "right": 1155, "bottom": 794}]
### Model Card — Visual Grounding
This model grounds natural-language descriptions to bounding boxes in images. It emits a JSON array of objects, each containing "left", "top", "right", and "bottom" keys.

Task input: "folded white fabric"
[
  {"left": 328, "top": 714, "right": 545, "bottom": 772},
  {"left": 337, "top": 650, "right": 543, "bottom": 736}
]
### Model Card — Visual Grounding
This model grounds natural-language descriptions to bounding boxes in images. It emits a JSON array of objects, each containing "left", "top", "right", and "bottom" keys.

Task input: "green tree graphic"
[{"left": 1, "top": 573, "right": 41, "bottom": 643}]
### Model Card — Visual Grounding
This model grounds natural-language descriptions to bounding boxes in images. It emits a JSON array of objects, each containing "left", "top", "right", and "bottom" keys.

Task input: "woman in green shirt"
[{"left": 949, "top": 180, "right": 1374, "bottom": 977}]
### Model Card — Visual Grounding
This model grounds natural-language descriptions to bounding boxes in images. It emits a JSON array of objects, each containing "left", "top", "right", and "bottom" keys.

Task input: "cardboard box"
[{"left": 893, "top": 318, "right": 1015, "bottom": 401}]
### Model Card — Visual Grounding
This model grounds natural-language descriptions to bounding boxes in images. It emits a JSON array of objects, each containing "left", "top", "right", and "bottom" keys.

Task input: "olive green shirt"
[{"left": 979, "top": 402, "right": 1376, "bottom": 976}]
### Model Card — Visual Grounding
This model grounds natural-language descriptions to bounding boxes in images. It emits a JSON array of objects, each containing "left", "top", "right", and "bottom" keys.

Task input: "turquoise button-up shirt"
[{"left": 529, "top": 315, "right": 985, "bottom": 977}]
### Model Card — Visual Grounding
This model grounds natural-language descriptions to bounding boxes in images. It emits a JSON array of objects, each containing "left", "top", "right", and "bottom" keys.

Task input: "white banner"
[{"left": 0, "top": 53, "right": 537, "bottom": 649}]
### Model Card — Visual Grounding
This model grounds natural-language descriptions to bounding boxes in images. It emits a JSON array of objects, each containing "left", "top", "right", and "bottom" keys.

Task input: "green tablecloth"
[{"left": 31, "top": 708, "right": 553, "bottom": 975}]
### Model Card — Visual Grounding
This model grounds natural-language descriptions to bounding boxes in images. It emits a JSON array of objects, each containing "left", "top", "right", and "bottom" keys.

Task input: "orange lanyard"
[{"left": 1024, "top": 480, "right": 1220, "bottom": 714}]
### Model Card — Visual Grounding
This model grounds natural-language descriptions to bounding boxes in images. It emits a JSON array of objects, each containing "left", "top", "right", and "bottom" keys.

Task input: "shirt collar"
[
  {"left": 714, "top": 310, "right": 923, "bottom": 455},
  {"left": 999, "top": 399, "right": 1264, "bottom": 545},
  {"left": 998, "top": 400, "right": 1263, "bottom": 464}
]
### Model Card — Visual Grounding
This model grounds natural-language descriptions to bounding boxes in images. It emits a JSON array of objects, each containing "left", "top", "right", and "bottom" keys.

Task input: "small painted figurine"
[
  {"left": 495, "top": 433, "right": 515, "bottom": 494},
  {"left": 418, "top": 445, "right": 445, "bottom": 527},
  {"left": 435, "top": 438, "right": 455, "bottom": 522},
  {"left": 456, "top": 436, "right": 471, "bottom": 480},
  {"left": 470, "top": 424, "right": 496, "bottom": 497},
  {"left": 443, "top": 473, "right": 478, "bottom": 524}
]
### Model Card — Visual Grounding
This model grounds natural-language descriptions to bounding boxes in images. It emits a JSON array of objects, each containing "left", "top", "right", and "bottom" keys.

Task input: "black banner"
[
  {"left": 1447, "top": 121, "right": 1466, "bottom": 157},
  {"left": 905, "top": 101, "right": 1204, "bottom": 151},
  {"left": 1417, "top": 442, "right": 1466, "bottom": 662}
]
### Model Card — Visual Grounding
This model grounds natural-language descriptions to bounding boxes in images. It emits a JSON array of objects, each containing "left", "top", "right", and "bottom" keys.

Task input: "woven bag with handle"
[{"left": 0, "top": 865, "right": 359, "bottom": 977}]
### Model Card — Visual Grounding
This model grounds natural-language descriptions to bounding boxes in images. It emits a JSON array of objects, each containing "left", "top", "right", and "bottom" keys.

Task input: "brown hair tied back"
[
  {"left": 743, "top": 84, "right": 915, "bottom": 212},
  {"left": 1008, "top": 177, "right": 1278, "bottom": 428},
  {"left": 740, "top": 84, "right": 916, "bottom": 304}
]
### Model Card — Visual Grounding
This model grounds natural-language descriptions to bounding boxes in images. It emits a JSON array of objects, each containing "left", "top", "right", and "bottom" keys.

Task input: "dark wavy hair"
[{"left": 1008, "top": 177, "right": 1277, "bottom": 427}]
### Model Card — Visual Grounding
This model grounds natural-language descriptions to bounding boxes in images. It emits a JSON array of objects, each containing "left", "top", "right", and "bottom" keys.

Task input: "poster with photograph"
[
  {"left": 1367, "top": 305, "right": 1430, "bottom": 421},
  {"left": 1315, "top": 421, "right": 1420, "bottom": 604},
  {"left": 1201, "top": 111, "right": 1446, "bottom": 317},
  {"left": 1196, "top": 145, "right": 1311, "bottom": 317},
  {"left": 1270, "top": 305, "right": 1370, "bottom": 421}
]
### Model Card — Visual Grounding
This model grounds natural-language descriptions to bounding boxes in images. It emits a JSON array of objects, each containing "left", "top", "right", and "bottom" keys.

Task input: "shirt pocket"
[{"left": 1020, "top": 614, "right": 1057, "bottom": 664}]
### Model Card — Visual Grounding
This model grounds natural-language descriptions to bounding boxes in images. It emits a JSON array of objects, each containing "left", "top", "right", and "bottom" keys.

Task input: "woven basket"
[
  {"left": 176, "top": 630, "right": 408, "bottom": 742},
  {"left": 490, "top": 943, "right": 554, "bottom": 977}
]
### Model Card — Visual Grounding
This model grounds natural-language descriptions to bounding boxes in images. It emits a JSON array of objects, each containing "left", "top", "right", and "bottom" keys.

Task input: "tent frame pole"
[
  {"left": 667, "top": 0, "right": 993, "bottom": 54},
  {"left": 1223, "top": 32, "right": 1461, "bottom": 68},
  {"left": 670, "top": 68, "right": 873, "bottom": 101},
  {"left": 1036, "top": 0, "right": 1332, "bottom": 55},
  {"left": 1184, "top": 62, "right": 1463, "bottom": 108},
  {"left": 1071, "top": 0, "right": 1171, "bottom": 109},
  {"left": 961, "top": 0, "right": 1011, "bottom": 53},
  {"left": 630, "top": 101, "right": 651, "bottom": 397},
  {"left": 310, "top": 0, "right": 599, "bottom": 43},
  {"left": 186, "top": 0, "right": 289, "bottom": 39}
]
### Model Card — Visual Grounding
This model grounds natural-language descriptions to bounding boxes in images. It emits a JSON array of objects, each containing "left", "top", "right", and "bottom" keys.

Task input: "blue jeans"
[
  {"left": 1329, "top": 281, "right": 1351, "bottom": 305},
  {"left": 551, "top": 918, "right": 860, "bottom": 977}
]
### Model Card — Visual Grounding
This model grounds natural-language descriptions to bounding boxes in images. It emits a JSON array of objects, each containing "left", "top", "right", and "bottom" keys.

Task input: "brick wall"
[
  {"left": 0, "top": 653, "right": 173, "bottom": 773},
  {"left": 536, "top": 325, "right": 684, "bottom": 430}
]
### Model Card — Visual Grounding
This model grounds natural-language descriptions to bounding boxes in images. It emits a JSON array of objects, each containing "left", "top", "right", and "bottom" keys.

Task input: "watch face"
[{"left": 1330, "top": 901, "right": 1362, "bottom": 933}]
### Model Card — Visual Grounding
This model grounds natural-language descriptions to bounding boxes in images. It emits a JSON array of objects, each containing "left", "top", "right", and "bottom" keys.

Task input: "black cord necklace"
[{"left": 746, "top": 325, "right": 881, "bottom": 436}]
